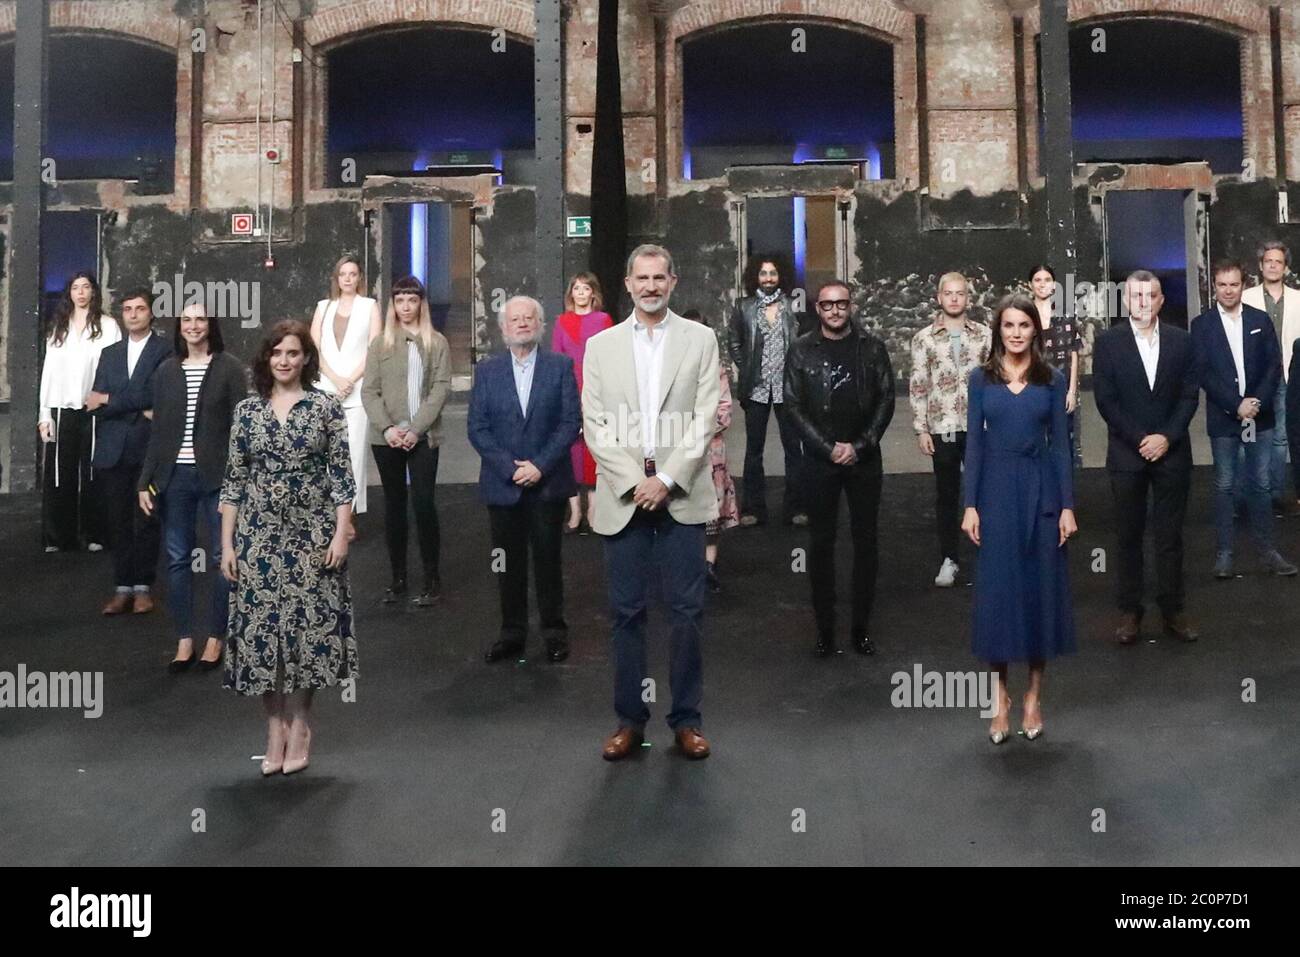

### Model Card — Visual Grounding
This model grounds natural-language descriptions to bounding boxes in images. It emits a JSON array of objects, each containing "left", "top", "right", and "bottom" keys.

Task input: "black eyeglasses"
[{"left": 817, "top": 300, "right": 851, "bottom": 311}]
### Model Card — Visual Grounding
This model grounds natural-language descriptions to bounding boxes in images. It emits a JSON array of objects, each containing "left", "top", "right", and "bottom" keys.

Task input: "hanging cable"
[
  {"left": 268, "top": 0, "right": 276, "bottom": 259},
  {"left": 256, "top": 0, "right": 264, "bottom": 232}
]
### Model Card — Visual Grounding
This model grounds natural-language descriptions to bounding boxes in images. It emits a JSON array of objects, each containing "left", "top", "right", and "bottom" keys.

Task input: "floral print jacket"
[{"left": 908, "top": 317, "right": 992, "bottom": 437}]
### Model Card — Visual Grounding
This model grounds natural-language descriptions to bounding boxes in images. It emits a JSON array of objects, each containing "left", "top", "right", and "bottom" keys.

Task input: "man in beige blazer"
[
  {"left": 582, "top": 244, "right": 720, "bottom": 761},
  {"left": 1242, "top": 239, "right": 1300, "bottom": 512}
]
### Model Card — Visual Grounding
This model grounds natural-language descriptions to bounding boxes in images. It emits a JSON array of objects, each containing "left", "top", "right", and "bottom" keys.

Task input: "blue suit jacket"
[
  {"left": 467, "top": 349, "right": 581, "bottom": 505},
  {"left": 91, "top": 332, "right": 173, "bottom": 469},
  {"left": 1190, "top": 304, "right": 1281, "bottom": 438}
]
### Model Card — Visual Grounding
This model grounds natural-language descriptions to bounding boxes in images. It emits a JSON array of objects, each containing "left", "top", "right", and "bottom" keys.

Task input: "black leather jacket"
[
  {"left": 783, "top": 326, "right": 895, "bottom": 467},
  {"left": 727, "top": 294, "right": 804, "bottom": 401}
]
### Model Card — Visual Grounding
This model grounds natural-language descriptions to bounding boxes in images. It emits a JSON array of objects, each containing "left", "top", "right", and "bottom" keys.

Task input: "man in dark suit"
[
  {"left": 1190, "top": 258, "right": 1297, "bottom": 579},
  {"left": 87, "top": 286, "right": 173, "bottom": 614},
  {"left": 467, "top": 295, "right": 580, "bottom": 663},
  {"left": 1094, "top": 271, "right": 1200, "bottom": 645}
]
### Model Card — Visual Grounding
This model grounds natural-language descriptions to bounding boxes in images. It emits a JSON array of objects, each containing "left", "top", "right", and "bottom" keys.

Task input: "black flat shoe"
[
  {"left": 813, "top": 633, "right": 836, "bottom": 658},
  {"left": 168, "top": 654, "right": 196, "bottom": 674},
  {"left": 412, "top": 577, "right": 442, "bottom": 607},
  {"left": 382, "top": 578, "right": 408, "bottom": 603},
  {"left": 546, "top": 640, "right": 569, "bottom": 663},
  {"left": 852, "top": 634, "right": 875, "bottom": 656},
  {"left": 197, "top": 655, "right": 222, "bottom": 671},
  {"left": 485, "top": 640, "right": 524, "bottom": 663}
]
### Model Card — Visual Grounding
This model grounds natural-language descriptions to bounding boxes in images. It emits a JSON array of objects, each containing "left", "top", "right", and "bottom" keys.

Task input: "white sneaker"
[
  {"left": 934, "top": 558, "right": 958, "bottom": 587},
  {"left": 86, "top": 542, "right": 104, "bottom": 553}
]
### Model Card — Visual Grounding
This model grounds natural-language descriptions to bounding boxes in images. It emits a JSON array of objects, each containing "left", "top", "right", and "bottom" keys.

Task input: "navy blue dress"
[{"left": 964, "top": 367, "right": 1076, "bottom": 662}]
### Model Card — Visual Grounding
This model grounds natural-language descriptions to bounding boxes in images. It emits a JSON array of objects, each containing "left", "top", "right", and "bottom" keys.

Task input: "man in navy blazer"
[
  {"left": 1094, "top": 271, "right": 1200, "bottom": 644},
  {"left": 1190, "top": 259, "right": 1296, "bottom": 578},
  {"left": 467, "top": 295, "right": 580, "bottom": 663},
  {"left": 87, "top": 286, "right": 174, "bottom": 614}
]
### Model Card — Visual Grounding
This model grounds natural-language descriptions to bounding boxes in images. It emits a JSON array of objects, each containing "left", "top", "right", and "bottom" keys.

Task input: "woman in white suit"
[{"left": 310, "top": 255, "right": 382, "bottom": 516}]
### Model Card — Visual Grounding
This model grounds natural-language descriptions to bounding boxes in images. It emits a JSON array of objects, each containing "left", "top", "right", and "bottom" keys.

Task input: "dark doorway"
[
  {"left": 42, "top": 211, "right": 102, "bottom": 328},
  {"left": 385, "top": 202, "right": 475, "bottom": 376},
  {"left": 1105, "top": 190, "right": 1191, "bottom": 328},
  {"left": 742, "top": 195, "right": 839, "bottom": 300}
]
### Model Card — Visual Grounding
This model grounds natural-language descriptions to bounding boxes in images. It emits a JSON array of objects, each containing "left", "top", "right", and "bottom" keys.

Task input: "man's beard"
[
  {"left": 637, "top": 293, "right": 669, "bottom": 313},
  {"left": 504, "top": 330, "right": 542, "bottom": 348}
]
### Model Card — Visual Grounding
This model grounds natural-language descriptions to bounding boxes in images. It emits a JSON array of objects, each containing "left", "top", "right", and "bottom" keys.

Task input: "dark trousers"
[
  {"left": 741, "top": 398, "right": 805, "bottom": 520},
  {"left": 487, "top": 493, "right": 567, "bottom": 646},
  {"left": 41, "top": 408, "right": 105, "bottom": 549},
  {"left": 100, "top": 462, "right": 160, "bottom": 588},
  {"left": 932, "top": 431, "right": 967, "bottom": 563},
  {"left": 372, "top": 443, "right": 441, "bottom": 583},
  {"left": 161, "top": 465, "right": 228, "bottom": 639},
  {"left": 806, "top": 459, "right": 882, "bottom": 636},
  {"left": 1110, "top": 465, "right": 1191, "bottom": 618},
  {"left": 605, "top": 509, "right": 705, "bottom": 731}
]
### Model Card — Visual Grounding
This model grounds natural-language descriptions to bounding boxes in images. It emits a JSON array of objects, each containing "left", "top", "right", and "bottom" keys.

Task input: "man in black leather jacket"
[
  {"left": 727, "top": 253, "right": 808, "bottom": 527},
  {"left": 784, "top": 280, "right": 895, "bottom": 658}
]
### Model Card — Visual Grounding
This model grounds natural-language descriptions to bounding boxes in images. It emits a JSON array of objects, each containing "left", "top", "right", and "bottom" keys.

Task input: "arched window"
[
  {"left": 324, "top": 26, "right": 534, "bottom": 187},
  {"left": 681, "top": 22, "right": 894, "bottom": 181},
  {"left": 0, "top": 33, "right": 177, "bottom": 187},
  {"left": 1041, "top": 18, "right": 1243, "bottom": 173}
]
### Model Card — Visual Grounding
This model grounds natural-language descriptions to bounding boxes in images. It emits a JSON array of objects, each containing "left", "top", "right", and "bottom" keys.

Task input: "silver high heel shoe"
[{"left": 1020, "top": 698, "right": 1043, "bottom": 741}]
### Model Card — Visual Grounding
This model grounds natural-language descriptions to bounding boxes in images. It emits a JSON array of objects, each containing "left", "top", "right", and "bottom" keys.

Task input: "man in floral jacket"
[{"left": 909, "top": 272, "right": 992, "bottom": 588}]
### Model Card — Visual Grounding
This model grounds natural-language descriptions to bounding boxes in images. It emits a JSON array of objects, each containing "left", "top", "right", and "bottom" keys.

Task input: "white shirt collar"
[
  {"left": 511, "top": 346, "right": 537, "bottom": 369},
  {"left": 1218, "top": 303, "right": 1242, "bottom": 322}
]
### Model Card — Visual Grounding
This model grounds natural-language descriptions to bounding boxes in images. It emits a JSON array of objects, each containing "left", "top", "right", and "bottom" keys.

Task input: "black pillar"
[
  {"left": 534, "top": 0, "right": 565, "bottom": 322},
  {"left": 7, "top": 0, "right": 49, "bottom": 494},
  {"left": 590, "top": 0, "right": 628, "bottom": 318},
  {"left": 1039, "top": 0, "right": 1077, "bottom": 275}
]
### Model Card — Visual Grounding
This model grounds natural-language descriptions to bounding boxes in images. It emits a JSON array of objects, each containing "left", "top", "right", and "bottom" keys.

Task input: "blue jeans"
[
  {"left": 1272, "top": 380, "right": 1290, "bottom": 499},
  {"left": 604, "top": 509, "right": 705, "bottom": 731},
  {"left": 161, "top": 465, "right": 230, "bottom": 639},
  {"left": 1211, "top": 431, "right": 1275, "bottom": 556}
]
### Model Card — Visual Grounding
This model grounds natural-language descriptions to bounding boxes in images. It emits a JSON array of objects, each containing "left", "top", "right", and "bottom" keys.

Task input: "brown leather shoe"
[
  {"left": 132, "top": 592, "right": 155, "bottom": 614},
  {"left": 1115, "top": 612, "right": 1141, "bottom": 645},
  {"left": 602, "top": 727, "right": 644, "bottom": 761},
  {"left": 101, "top": 593, "right": 132, "bottom": 616},
  {"left": 1163, "top": 613, "right": 1199, "bottom": 643},
  {"left": 674, "top": 727, "right": 711, "bottom": 760}
]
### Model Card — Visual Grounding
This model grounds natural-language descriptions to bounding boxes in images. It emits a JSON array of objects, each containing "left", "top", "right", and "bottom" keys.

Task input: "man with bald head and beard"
[{"left": 468, "top": 296, "right": 581, "bottom": 664}]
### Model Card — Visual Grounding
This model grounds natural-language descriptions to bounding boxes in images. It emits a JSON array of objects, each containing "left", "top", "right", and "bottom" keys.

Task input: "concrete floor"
[{"left": 1, "top": 464, "right": 1297, "bottom": 866}]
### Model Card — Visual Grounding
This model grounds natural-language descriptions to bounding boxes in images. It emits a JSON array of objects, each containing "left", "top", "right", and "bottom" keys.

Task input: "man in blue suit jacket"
[
  {"left": 1190, "top": 259, "right": 1296, "bottom": 578},
  {"left": 468, "top": 295, "right": 580, "bottom": 663},
  {"left": 88, "top": 286, "right": 174, "bottom": 614}
]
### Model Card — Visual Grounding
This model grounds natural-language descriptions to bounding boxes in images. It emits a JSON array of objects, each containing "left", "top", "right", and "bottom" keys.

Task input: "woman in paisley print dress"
[{"left": 220, "top": 320, "right": 358, "bottom": 776}]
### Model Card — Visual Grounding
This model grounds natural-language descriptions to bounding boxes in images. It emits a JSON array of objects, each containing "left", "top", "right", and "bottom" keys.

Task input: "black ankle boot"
[
  {"left": 383, "top": 578, "right": 407, "bottom": 603},
  {"left": 412, "top": 574, "right": 442, "bottom": 607}
]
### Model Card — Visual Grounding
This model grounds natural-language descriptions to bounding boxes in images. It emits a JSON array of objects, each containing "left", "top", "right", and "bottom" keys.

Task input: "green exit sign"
[
  {"left": 824, "top": 146, "right": 850, "bottom": 159},
  {"left": 448, "top": 152, "right": 471, "bottom": 165},
  {"left": 566, "top": 216, "right": 592, "bottom": 238}
]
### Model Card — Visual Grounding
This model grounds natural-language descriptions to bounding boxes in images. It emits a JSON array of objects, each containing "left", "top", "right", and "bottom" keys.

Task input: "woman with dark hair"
[
  {"left": 552, "top": 272, "right": 613, "bottom": 533},
  {"left": 961, "top": 294, "right": 1077, "bottom": 744},
  {"left": 220, "top": 320, "right": 357, "bottom": 776},
  {"left": 1029, "top": 264, "right": 1083, "bottom": 467},
  {"left": 361, "top": 276, "right": 452, "bottom": 605},
  {"left": 38, "top": 271, "right": 122, "bottom": 551},
  {"left": 138, "top": 302, "right": 248, "bottom": 672}
]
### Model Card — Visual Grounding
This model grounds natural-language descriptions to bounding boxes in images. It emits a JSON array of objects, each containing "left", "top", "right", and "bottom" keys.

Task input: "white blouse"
[
  {"left": 315, "top": 296, "right": 376, "bottom": 410},
  {"left": 38, "top": 316, "right": 122, "bottom": 425}
]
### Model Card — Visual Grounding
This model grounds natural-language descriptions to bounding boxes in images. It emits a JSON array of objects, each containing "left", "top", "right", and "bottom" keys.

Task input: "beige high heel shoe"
[
  {"left": 261, "top": 721, "right": 287, "bottom": 776},
  {"left": 1020, "top": 696, "right": 1043, "bottom": 741},
  {"left": 282, "top": 723, "right": 312, "bottom": 775},
  {"left": 989, "top": 694, "right": 1012, "bottom": 745}
]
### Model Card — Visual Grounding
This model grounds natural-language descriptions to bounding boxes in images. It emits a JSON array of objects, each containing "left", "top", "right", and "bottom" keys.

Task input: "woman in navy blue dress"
[{"left": 961, "top": 294, "right": 1077, "bottom": 744}]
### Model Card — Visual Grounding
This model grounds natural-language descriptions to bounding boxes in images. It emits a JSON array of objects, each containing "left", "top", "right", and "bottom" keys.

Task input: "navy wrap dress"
[{"left": 964, "top": 367, "right": 1076, "bottom": 662}]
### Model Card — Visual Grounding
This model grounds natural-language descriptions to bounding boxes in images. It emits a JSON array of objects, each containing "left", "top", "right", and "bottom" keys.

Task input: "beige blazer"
[
  {"left": 1243, "top": 282, "right": 1300, "bottom": 381},
  {"left": 582, "top": 310, "right": 721, "bottom": 535},
  {"left": 360, "top": 328, "right": 452, "bottom": 447}
]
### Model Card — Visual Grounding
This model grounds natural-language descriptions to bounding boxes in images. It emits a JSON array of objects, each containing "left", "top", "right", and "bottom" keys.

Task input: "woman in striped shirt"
[{"left": 138, "top": 303, "right": 248, "bottom": 672}]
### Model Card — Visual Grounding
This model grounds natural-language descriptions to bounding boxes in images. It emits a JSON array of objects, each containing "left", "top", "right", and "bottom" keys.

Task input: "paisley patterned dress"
[{"left": 220, "top": 391, "right": 358, "bottom": 695}]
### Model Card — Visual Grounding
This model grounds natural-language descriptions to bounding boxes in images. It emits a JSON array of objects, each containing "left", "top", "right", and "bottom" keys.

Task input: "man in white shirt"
[
  {"left": 90, "top": 287, "right": 173, "bottom": 615},
  {"left": 1093, "top": 271, "right": 1200, "bottom": 643},
  {"left": 1242, "top": 239, "right": 1300, "bottom": 514},
  {"left": 582, "top": 244, "right": 720, "bottom": 761},
  {"left": 1190, "top": 260, "right": 1296, "bottom": 579}
]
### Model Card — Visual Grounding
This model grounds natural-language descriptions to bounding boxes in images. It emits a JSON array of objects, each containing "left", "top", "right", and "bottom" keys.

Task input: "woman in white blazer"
[{"left": 310, "top": 255, "right": 382, "bottom": 516}]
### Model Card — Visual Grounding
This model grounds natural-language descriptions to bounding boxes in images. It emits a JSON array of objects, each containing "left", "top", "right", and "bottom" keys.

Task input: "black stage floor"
[{"left": 2, "top": 469, "right": 1298, "bottom": 866}]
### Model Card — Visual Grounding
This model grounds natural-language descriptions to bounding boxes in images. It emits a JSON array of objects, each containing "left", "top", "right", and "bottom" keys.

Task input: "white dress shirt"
[
  {"left": 38, "top": 316, "right": 122, "bottom": 425},
  {"left": 1218, "top": 304, "right": 1247, "bottom": 397},
  {"left": 511, "top": 346, "right": 537, "bottom": 416},
  {"left": 126, "top": 334, "right": 149, "bottom": 379},
  {"left": 1130, "top": 320, "right": 1160, "bottom": 390},
  {"left": 630, "top": 313, "right": 676, "bottom": 489}
]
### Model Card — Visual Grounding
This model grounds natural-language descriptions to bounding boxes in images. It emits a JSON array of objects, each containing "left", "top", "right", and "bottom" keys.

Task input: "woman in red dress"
[{"left": 552, "top": 273, "right": 614, "bottom": 533}]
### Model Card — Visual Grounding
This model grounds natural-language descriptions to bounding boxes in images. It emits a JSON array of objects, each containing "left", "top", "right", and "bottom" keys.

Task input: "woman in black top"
[
  {"left": 1029, "top": 265, "right": 1083, "bottom": 467},
  {"left": 138, "top": 303, "right": 247, "bottom": 672}
]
